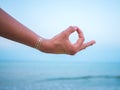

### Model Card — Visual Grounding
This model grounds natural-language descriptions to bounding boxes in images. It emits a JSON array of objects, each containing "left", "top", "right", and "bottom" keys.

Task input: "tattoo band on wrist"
[{"left": 34, "top": 38, "right": 42, "bottom": 50}]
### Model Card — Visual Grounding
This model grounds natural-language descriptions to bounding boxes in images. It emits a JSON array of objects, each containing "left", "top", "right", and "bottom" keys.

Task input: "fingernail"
[
  {"left": 93, "top": 40, "right": 96, "bottom": 44},
  {"left": 73, "top": 26, "right": 78, "bottom": 30}
]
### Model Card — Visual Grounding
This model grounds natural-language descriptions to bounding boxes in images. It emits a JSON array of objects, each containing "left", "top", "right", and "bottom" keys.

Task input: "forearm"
[{"left": 0, "top": 8, "right": 40, "bottom": 48}]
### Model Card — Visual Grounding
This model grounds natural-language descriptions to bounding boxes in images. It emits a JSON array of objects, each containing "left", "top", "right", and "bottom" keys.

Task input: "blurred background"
[
  {"left": 0, "top": 0, "right": 120, "bottom": 90},
  {"left": 0, "top": 0, "right": 120, "bottom": 62}
]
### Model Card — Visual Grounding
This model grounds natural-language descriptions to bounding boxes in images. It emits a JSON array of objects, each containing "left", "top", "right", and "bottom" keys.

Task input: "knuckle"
[
  {"left": 61, "top": 31, "right": 67, "bottom": 38},
  {"left": 69, "top": 26, "right": 73, "bottom": 28},
  {"left": 81, "top": 38, "right": 85, "bottom": 41},
  {"left": 83, "top": 47, "right": 86, "bottom": 49},
  {"left": 70, "top": 53, "right": 76, "bottom": 55},
  {"left": 68, "top": 26, "right": 74, "bottom": 30},
  {"left": 69, "top": 48, "right": 77, "bottom": 55},
  {"left": 82, "top": 46, "right": 86, "bottom": 50},
  {"left": 61, "top": 30, "right": 66, "bottom": 35}
]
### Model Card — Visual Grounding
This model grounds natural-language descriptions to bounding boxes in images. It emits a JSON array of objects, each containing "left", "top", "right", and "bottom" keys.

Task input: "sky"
[{"left": 0, "top": 0, "right": 120, "bottom": 62}]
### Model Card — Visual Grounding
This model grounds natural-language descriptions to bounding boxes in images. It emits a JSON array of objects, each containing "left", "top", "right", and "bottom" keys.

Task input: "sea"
[{"left": 0, "top": 60, "right": 120, "bottom": 90}]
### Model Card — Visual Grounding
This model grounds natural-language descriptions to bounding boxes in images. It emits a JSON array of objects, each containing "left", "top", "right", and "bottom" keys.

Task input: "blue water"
[{"left": 0, "top": 60, "right": 120, "bottom": 90}]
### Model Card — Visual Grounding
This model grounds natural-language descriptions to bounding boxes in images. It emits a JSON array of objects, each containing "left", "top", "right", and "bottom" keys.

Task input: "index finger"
[{"left": 67, "top": 26, "right": 76, "bottom": 35}]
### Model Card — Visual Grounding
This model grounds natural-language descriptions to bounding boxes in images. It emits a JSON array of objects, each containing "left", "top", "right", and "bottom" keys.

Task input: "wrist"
[
  {"left": 36, "top": 38, "right": 53, "bottom": 53},
  {"left": 34, "top": 37, "right": 43, "bottom": 50}
]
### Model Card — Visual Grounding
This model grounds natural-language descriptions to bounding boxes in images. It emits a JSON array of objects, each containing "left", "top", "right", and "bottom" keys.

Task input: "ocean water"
[{"left": 0, "top": 60, "right": 120, "bottom": 90}]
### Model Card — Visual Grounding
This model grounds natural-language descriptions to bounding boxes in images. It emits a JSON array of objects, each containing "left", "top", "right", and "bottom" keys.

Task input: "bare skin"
[{"left": 0, "top": 8, "right": 95, "bottom": 55}]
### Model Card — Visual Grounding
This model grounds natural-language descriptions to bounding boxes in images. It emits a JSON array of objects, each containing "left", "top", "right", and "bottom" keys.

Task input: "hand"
[{"left": 39, "top": 26, "right": 96, "bottom": 55}]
